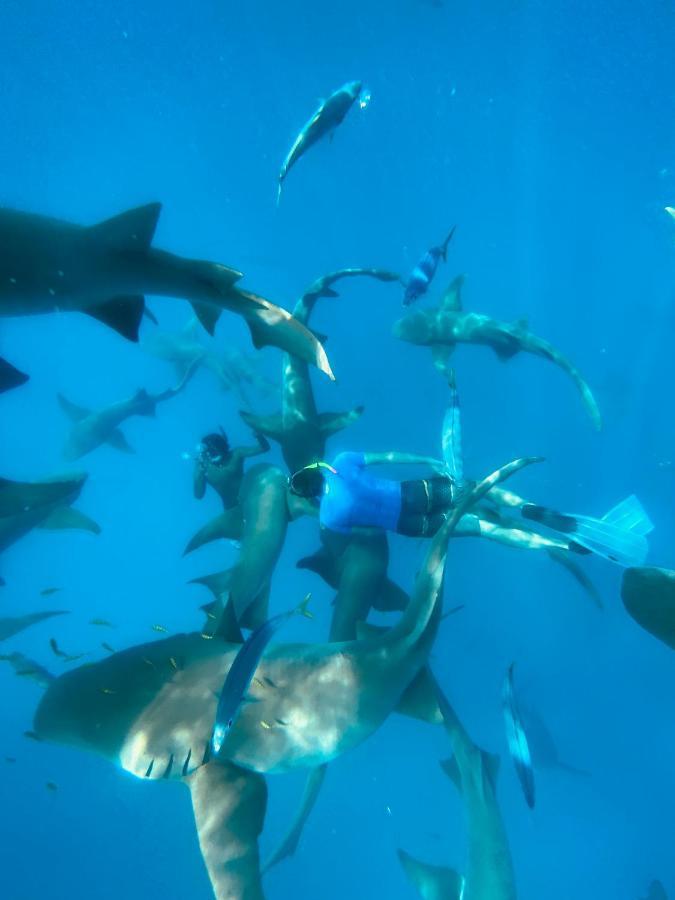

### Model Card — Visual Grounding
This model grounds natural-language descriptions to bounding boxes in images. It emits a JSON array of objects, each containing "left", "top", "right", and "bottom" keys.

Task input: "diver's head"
[
  {"left": 289, "top": 464, "right": 328, "bottom": 499},
  {"left": 392, "top": 311, "right": 431, "bottom": 345},
  {"left": 198, "top": 431, "right": 231, "bottom": 466}
]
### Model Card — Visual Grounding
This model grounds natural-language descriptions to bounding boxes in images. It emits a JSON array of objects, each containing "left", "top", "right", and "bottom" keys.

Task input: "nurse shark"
[
  {"left": 393, "top": 274, "right": 602, "bottom": 430},
  {"left": 0, "top": 474, "right": 99, "bottom": 583},
  {"left": 31, "top": 458, "right": 530, "bottom": 898},
  {"left": 0, "top": 202, "right": 332, "bottom": 387},
  {"left": 241, "top": 268, "right": 399, "bottom": 473}
]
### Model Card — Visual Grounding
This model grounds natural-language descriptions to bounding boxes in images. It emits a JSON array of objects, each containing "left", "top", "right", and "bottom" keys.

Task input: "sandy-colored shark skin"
[
  {"left": 241, "top": 268, "right": 398, "bottom": 473},
  {"left": 0, "top": 474, "right": 99, "bottom": 578},
  {"left": 393, "top": 274, "right": 601, "bottom": 430},
  {"left": 188, "top": 760, "right": 267, "bottom": 900},
  {"left": 621, "top": 566, "right": 675, "bottom": 650},
  {"left": 398, "top": 674, "right": 517, "bottom": 900},
  {"left": 35, "top": 506, "right": 448, "bottom": 778},
  {"left": 0, "top": 202, "right": 333, "bottom": 379},
  {"left": 189, "top": 464, "right": 301, "bottom": 624}
]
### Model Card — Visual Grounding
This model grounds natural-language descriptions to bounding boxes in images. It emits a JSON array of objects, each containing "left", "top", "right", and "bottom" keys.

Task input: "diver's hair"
[
  {"left": 201, "top": 432, "right": 231, "bottom": 462},
  {"left": 289, "top": 466, "right": 326, "bottom": 498}
]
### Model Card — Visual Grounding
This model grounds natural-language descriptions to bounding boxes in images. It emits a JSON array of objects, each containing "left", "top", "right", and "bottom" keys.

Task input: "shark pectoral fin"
[
  {"left": 372, "top": 578, "right": 409, "bottom": 613},
  {"left": 239, "top": 409, "right": 285, "bottom": 441},
  {"left": 57, "top": 393, "right": 92, "bottom": 422},
  {"left": 84, "top": 295, "right": 146, "bottom": 342},
  {"left": 0, "top": 357, "right": 29, "bottom": 393},
  {"left": 106, "top": 428, "right": 135, "bottom": 454},
  {"left": 262, "top": 764, "right": 328, "bottom": 873},
  {"left": 38, "top": 506, "right": 101, "bottom": 534},
  {"left": 395, "top": 667, "right": 442, "bottom": 724},
  {"left": 190, "top": 301, "right": 221, "bottom": 336},
  {"left": 546, "top": 548, "right": 604, "bottom": 609},
  {"left": 190, "top": 568, "right": 234, "bottom": 601},
  {"left": 296, "top": 546, "right": 339, "bottom": 587},
  {"left": 440, "top": 756, "right": 463, "bottom": 793},
  {"left": 317, "top": 407, "right": 364, "bottom": 437},
  {"left": 188, "top": 760, "right": 267, "bottom": 900},
  {"left": 397, "top": 849, "right": 464, "bottom": 900},
  {"left": 184, "top": 509, "right": 244, "bottom": 556},
  {"left": 492, "top": 338, "right": 519, "bottom": 361}
]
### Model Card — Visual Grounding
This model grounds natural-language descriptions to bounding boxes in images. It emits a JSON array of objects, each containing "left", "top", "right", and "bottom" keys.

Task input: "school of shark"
[{"left": 1, "top": 74, "right": 673, "bottom": 900}]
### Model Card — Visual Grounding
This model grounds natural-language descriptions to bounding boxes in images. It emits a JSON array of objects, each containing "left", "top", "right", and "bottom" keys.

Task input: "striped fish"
[
  {"left": 502, "top": 662, "right": 535, "bottom": 808},
  {"left": 403, "top": 226, "right": 455, "bottom": 306}
]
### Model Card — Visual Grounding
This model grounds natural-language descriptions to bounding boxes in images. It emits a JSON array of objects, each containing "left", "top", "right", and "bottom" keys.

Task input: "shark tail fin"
[{"left": 0, "top": 358, "right": 29, "bottom": 393}]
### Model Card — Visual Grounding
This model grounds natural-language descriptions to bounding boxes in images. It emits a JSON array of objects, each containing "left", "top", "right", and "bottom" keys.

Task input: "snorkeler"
[
  {"left": 289, "top": 375, "right": 653, "bottom": 565},
  {"left": 194, "top": 428, "right": 270, "bottom": 509}
]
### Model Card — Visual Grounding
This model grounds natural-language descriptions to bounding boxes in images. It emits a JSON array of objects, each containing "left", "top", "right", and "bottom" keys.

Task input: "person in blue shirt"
[{"left": 289, "top": 450, "right": 458, "bottom": 537}]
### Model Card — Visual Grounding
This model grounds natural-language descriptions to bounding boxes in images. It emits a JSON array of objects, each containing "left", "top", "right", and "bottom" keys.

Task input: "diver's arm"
[
  {"left": 193, "top": 465, "right": 207, "bottom": 500},
  {"left": 239, "top": 433, "right": 271, "bottom": 459},
  {"left": 362, "top": 451, "right": 446, "bottom": 472}
]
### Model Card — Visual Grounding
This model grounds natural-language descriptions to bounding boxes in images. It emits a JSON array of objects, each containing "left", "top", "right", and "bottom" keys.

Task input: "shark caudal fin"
[
  {"left": 397, "top": 849, "right": 464, "bottom": 900},
  {"left": 0, "top": 358, "right": 29, "bottom": 393}
]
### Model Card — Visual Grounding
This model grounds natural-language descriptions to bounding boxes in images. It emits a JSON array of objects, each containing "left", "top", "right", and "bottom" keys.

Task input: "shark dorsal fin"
[
  {"left": 441, "top": 274, "right": 466, "bottom": 311},
  {"left": 88, "top": 202, "right": 161, "bottom": 251}
]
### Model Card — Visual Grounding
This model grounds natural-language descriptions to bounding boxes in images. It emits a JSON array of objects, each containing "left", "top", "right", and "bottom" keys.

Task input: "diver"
[
  {"left": 289, "top": 372, "right": 653, "bottom": 565},
  {"left": 194, "top": 428, "right": 270, "bottom": 509},
  {"left": 288, "top": 452, "right": 652, "bottom": 565},
  {"left": 289, "top": 451, "right": 463, "bottom": 537}
]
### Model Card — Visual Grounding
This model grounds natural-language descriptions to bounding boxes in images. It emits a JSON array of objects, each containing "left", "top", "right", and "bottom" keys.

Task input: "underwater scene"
[{"left": 1, "top": 1, "right": 674, "bottom": 898}]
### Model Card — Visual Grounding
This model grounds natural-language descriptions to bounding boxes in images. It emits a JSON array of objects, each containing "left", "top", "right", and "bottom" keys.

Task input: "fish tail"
[
  {"left": 296, "top": 593, "right": 313, "bottom": 619},
  {"left": 441, "top": 225, "right": 456, "bottom": 261}
]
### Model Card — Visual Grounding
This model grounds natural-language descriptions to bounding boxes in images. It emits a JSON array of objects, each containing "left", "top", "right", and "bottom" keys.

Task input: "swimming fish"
[
  {"left": 90, "top": 618, "right": 115, "bottom": 628},
  {"left": 46, "top": 782, "right": 58, "bottom": 792},
  {"left": 151, "top": 624, "right": 169, "bottom": 634},
  {"left": 101, "top": 642, "right": 115, "bottom": 654},
  {"left": 39, "top": 587, "right": 62, "bottom": 597},
  {"left": 211, "top": 594, "right": 313, "bottom": 755},
  {"left": 4, "top": 756, "right": 16, "bottom": 764},
  {"left": 502, "top": 662, "right": 535, "bottom": 809},
  {"left": 277, "top": 81, "right": 363, "bottom": 203},
  {"left": 49, "top": 638, "right": 68, "bottom": 659},
  {"left": 403, "top": 225, "right": 455, "bottom": 306}
]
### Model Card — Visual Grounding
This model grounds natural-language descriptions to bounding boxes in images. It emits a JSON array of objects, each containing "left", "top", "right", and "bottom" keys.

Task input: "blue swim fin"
[
  {"left": 441, "top": 370, "right": 464, "bottom": 486},
  {"left": 569, "top": 495, "right": 653, "bottom": 567}
]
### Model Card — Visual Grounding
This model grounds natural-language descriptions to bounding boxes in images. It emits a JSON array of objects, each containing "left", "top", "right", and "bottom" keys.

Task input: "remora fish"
[
  {"left": 0, "top": 202, "right": 333, "bottom": 382},
  {"left": 403, "top": 225, "right": 456, "bottom": 306},
  {"left": 502, "top": 662, "right": 535, "bottom": 809},
  {"left": 212, "top": 594, "right": 313, "bottom": 755},
  {"left": 277, "top": 81, "right": 363, "bottom": 203},
  {"left": 393, "top": 274, "right": 603, "bottom": 429}
]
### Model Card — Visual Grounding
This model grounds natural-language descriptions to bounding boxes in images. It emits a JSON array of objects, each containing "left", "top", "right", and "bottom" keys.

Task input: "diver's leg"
[
  {"left": 396, "top": 510, "right": 448, "bottom": 537},
  {"left": 400, "top": 477, "right": 454, "bottom": 515}
]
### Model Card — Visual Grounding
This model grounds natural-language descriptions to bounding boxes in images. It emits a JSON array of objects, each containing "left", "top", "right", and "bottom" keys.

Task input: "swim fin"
[{"left": 523, "top": 495, "right": 653, "bottom": 567}]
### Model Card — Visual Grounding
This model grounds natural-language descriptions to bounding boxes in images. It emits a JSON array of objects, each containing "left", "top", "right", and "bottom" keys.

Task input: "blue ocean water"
[{"left": 1, "top": 0, "right": 674, "bottom": 897}]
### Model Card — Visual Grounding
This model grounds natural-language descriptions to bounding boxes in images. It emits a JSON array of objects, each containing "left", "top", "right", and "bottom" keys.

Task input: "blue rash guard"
[{"left": 319, "top": 451, "right": 402, "bottom": 534}]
